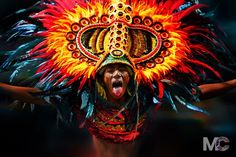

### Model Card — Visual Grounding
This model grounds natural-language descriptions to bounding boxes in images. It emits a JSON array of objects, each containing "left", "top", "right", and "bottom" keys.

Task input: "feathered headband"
[{"left": 28, "top": 0, "right": 222, "bottom": 91}]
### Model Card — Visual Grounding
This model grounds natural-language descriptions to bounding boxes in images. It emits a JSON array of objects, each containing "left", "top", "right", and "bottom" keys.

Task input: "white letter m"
[{"left": 203, "top": 137, "right": 218, "bottom": 151}]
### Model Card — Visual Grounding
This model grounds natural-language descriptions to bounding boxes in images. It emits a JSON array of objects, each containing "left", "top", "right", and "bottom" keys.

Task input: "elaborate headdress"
[
  {"left": 25, "top": 0, "right": 225, "bottom": 88},
  {"left": 0, "top": 0, "right": 232, "bottom": 143}
]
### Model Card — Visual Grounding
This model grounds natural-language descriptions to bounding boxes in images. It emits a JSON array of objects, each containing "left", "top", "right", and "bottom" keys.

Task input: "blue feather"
[
  {"left": 153, "top": 97, "right": 160, "bottom": 104},
  {"left": 57, "top": 79, "right": 69, "bottom": 88},
  {"left": 6, "top": 23, "right": 37, "bottom": 41},
  {"left": 1, "top": 38, "right": 43, "bottom": 69},
  {"left": 165, "top": 91, "right": 178, "bottom": 112},
  {"left": 175, "top": 96, "right": 209, "bottom": 115},
  {"left": 15, "top": 9, "right": 27, "bottom": 14},
  {"left": 81, "top": 91, "right": 89, "bottom": 110},
  {"left": 178, "top": 1, "right": 192, "bottom": 11},
  {"left": 86, "top": 102, "right": 94, "bottom": 118},
  {"left": 185, "top": 102, "right": 209, "bottom": 115},
  {"left": 9, "top": 59, "right": 39, "bottom": 83}
]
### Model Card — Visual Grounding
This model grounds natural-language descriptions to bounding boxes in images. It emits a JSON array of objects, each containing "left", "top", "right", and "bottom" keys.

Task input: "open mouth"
[
  {"left": 112, "top": 81, "right": 123, "bottom": 88},
  {"left": 112, "top": 81, "right": 124, "bottom": 97}
]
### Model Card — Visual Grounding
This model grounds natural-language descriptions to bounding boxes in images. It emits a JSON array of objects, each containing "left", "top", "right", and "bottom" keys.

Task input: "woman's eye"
[
  {"left": 119, "top": 68, "right": 126, "bottom": 72},
  {"left": 106, "top": 69, "right": 114, "bottom": 73}
]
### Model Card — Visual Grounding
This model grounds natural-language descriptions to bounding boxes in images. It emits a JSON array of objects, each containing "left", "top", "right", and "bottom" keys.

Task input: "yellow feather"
[{"left": 96, "top": 81, "right": 107, "bottom": 99}]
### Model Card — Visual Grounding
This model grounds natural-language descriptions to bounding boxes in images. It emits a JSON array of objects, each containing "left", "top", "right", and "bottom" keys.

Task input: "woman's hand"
[
  {"left": 199, "top": 79, "right": 236, "bottom": 100},
  {"left": 0, "top": 83, "right": 48, "bottom": 105}
]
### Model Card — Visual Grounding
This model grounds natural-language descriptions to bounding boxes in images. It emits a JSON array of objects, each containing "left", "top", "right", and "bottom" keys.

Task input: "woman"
[{"left": 1, "top": 0, "right": 236, "bottom": 156}]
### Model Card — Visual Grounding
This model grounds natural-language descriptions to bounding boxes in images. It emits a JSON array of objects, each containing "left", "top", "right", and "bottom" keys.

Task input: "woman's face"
[{"left": 103, "top": 64, "right": 130, "bottom": 100}]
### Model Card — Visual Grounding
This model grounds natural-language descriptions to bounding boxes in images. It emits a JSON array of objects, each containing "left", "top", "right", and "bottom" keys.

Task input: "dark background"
[{"left": 0, "top": 0, "right": 236, "bottom": 157}]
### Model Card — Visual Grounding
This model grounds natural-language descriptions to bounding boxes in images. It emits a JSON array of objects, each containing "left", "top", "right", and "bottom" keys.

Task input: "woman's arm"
[
  {"left": 0, "top": 83, "right": 48, "bottom": 105},
  {"left": 198, "top": 79, "right": 236, "bottom": 100}
]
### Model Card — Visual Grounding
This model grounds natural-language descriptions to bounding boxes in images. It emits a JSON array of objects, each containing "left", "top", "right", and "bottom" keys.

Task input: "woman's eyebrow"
[
  {"left": 105, "top": 67, "right": 113, "bottom": 71},
  {"left": 117, "top": 65, "right": 126, "bottom": 68},
  {"left": 118, "top": 66, "right": 128, "bottom": 70}
]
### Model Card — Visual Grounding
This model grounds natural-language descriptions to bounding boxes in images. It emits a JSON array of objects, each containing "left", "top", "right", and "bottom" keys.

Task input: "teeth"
[{"left": 112, "top": 81, "right": 122, "bottom": 87}]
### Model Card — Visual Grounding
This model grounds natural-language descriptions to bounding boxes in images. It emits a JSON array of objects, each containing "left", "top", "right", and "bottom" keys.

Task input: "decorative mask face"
[{"left": 103, "top": 64, "right": 130, "bottom": 100}]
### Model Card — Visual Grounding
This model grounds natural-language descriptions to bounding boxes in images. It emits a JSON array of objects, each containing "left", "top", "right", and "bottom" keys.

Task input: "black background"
[{"left": 0, "top": 0, "right": 236, "bottom": 157}]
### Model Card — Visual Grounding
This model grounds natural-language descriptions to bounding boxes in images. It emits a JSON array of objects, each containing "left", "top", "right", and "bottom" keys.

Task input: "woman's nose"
[{"left": 113, "top": 69, "right": 122, "bottom": 78}]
